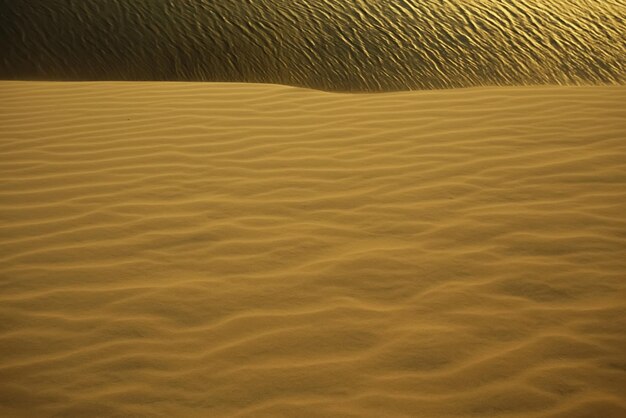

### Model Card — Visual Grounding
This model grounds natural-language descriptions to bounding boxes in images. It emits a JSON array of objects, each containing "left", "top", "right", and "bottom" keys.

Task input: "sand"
[
  {"left": 0, "top": 81, "right": 625, "bottom": 417},
  {"left": 2, "top": 1, "right": 625, "bottom": 90}
]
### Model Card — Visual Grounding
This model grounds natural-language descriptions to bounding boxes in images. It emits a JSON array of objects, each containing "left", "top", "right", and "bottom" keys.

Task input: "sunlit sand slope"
[
  {"left": 0, "top": 82, "right": 625, "bottom": 417},
  {"left": 1, "top": 0, "right": 624, "bottom": 90}
]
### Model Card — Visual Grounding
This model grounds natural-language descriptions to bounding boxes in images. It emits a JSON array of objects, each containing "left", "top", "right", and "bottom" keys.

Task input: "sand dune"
[
  {"left": 1, "top": 1, "right": 624, "bottom": 90},
  {"left": 1, "top": 81, "right": 625, "bottom": 417}
]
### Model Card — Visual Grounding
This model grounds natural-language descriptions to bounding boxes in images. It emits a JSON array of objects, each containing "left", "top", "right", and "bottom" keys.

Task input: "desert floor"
[{"left": 1, "top": 82, "right": 625, "bottom": 417}]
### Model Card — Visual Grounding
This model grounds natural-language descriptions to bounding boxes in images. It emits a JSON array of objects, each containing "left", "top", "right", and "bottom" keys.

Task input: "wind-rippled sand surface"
[
  {"left": 1, "top": 81, "right": 625, "bottom": 417},
  {"left": 1, "top": 0, "right": 625, "bottom": 90}
]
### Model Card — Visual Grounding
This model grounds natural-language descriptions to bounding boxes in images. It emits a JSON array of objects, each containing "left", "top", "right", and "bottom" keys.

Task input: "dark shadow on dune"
[{"left": 1, "top": 0, "right": 624, "bottom": 91}]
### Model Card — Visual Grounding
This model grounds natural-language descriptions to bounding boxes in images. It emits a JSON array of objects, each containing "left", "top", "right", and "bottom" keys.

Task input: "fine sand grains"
[{"left": 0, "top": 82, "right": 625, "bottom": 417}]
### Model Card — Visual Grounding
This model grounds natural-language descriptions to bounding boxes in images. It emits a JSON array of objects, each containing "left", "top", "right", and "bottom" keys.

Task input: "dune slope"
[
  {"left": 0, "top": 82, "right": 625, "bottom": 417},
  {"left": 1, "top": 0, "right": 624, "bottom": 90}
]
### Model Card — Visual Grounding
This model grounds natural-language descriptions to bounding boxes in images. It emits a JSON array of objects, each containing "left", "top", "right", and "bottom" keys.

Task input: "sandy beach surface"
[{"left": 1, "top": 81, "right": 625, "bottom": 417}]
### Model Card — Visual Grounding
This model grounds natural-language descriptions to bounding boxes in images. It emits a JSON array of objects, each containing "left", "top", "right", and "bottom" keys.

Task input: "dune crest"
[{"left": 0, "top": 82, "right": 625, "bottom": 417}]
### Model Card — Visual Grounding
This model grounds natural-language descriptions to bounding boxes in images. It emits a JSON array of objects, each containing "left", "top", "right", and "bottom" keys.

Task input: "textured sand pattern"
[
  {"left": 1, "top": 82, "right": 626, "bottom": 417},
  {"left": 1, "top": 0, "right": 625, "bottom": 90}
]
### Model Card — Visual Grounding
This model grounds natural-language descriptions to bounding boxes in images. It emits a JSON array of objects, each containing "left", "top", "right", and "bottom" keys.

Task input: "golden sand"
[
  {"left": 1, "top": 1, "right": 624, "bottom": 90},
  {"left": 0, "top": 82, "right": 625, "bottom": 417}
]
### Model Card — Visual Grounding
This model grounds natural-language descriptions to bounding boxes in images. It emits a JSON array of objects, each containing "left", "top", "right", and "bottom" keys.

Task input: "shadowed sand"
[
  {"left": 0, "top": 82, "right": 625, "bottom": 417},
  {"left": 1, "top": 0, "right": 624, "bottom": 90}
]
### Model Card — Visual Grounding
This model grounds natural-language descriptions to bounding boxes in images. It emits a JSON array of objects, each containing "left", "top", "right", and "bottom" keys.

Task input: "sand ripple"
[
  {"left": 0, "top": 82, "right": 625, "bottom": 417},
  {"left": 1, "top": 1, "right": 625, "bottom": 90}
]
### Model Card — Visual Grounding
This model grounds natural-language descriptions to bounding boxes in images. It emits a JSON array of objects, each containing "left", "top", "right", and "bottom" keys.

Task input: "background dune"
[
  {"left": 1, "top": 82, "right": 625, "bottom": 417},
  {"left": 1, "top": 0, "right": 624, "bottom": 90}
]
